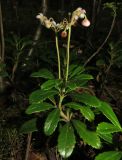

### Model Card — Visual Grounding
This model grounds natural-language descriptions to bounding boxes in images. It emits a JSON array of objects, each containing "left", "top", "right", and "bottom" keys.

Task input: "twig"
[
  {"left": 25, "top": 133, "right": 32, "bottom": 160},
  {"left": 0, "top": 2, "right": 5, "bottom": 93},
  {"left": 84, "top": 10, "right": 116, "bottom": 67},
  {"left": 92, "top": 0, "right": 96, "bottom": 25},
  {"left": 97, "top": 0, "right": 102, "bottom": 15},
  {"left": 104, "top": 85, "right": 117, "bottom": 101},
  {"left": 0, "top": 1, "right": 5, "bottom": 62},
  {"left": 27, "top": 0, "right": 48, "bottom": 57},
  {"left": 28, "top": 26, "right": 41, "bottom": 57},
  {"left": 11, "top": 52, "right": 21, "bottom": 81}
]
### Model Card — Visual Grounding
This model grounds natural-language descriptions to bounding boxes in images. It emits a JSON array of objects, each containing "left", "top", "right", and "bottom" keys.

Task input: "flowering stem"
[
  {"left": 65, "top": 26, "right": 71, "bottom": 82},
  {"left": 58, "top": 95, "right": 64, "bottom": 110},
  {"left": 55, "top": 33, "right": 61, "bottom": 79},
  {"left": 59, "top": 94, "right": 69, "bottom": 121}
]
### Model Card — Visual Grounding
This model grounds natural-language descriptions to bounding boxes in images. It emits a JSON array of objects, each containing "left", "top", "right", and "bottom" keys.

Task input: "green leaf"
[
  {"left": 69, "top": 64, "right": 78, "bottom": 73},
  {"left": 29, "top": 89, "right": 57, "bottom": 103},
  {"left": 72, "top": 93, "right": 101, "bottom": 107},
  {"left": 66, "top": 80, "right": 88, "bottom": 93},
  {"left": 66, "top": 82, "right": 78, "bottom": 92},
  {"left": 97, "top": 122, "right": 122, "bottom": 134},
  {"left": 20, "top": 118, "right": 37, "bottom": 134},
  {"left": 99, "top": 102, "right": 121, "bottom": 129},
  {"left": 98, "top": 133, "right": 113, "bottom": 144},
  {"left": 65, "top": 102, "right": 82, "bottom": 110},
  {"left": 69, "top": 65, "right": 84, "bottom": 75},
  {"left": 69, "top": 65, "right": 85, "bottom": 78},
  {"left": 65, "top": 102, "right": 94, "bottom": 121},
  {"left": 44, "top": 109, "right": 60, "bottom": 136},
  {"left": 73, "top": 120, "right": 101, "bottom": 149},
  {"left": 31, "top": 69, "right": 54, "bottom": 79},
  {"left": 95, "top": 151, "right": 122, "bottom": 160},
  {"left": 26, "top": 102, "right": 55, "bottom": 114},
  {"left": 41, "top": 79, "right": 61, "bottom": 90},
  {"left": 73, "top": 79, "right": 88, "bottom": 87},
  {"left": 80, "top": 106, "right": 95, "bottom": 121},
  {"left": 58, "top": 123, "right": 76, "bottom": 158},
  {"left": 75, "top": 74, "right": 93, "bottom": 80}
]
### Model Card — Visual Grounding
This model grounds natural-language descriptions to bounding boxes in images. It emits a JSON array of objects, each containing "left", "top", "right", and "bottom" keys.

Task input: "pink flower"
[
  {"left": 81, "top": 9, "right": 86, "bottom": 14},
  {"left": 81, "top": 19, "right": 90, "bottom": 27}
]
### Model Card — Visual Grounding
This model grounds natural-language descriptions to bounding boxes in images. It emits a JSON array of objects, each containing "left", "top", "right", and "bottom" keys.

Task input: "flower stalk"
[
  {"left": 55, "top": 33, "right": 61, "bottom": 79},
  {"left": 65, "top": 25, "right": 71, "bottom": 82}
]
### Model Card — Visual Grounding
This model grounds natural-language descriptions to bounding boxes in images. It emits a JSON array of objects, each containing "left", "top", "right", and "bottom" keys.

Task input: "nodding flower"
[
  {"left": 36, "top": 7, "right": 90, "bottom": 32},
  {"left": 36, "top": 13, "right": 45, "bottom": 23},
  {"left": 44, "top": 20, "right": 52, "bottom": 28},
  {"left": 81, "top": 18, "right": 91, "bottom": 27}
]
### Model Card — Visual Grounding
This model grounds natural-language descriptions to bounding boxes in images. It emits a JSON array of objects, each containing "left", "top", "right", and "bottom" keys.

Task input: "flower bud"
[
  {"left": 81, "top": 19, "right": 90, "bottom": 27},
  {"left": 61, "top": 31, "right": 67, "bottom": 38}
]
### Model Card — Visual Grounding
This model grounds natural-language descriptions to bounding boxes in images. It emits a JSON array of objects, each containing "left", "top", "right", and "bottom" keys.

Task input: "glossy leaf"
[
  {"left": 73, "top": 79, "right": 88, "bottom": 87},
  {"left": 80, "top": 106, "right": 95, "bottom": 121},
  {"left": 95, "top": 151, "right": 122, "bottom": 160},
  {"left": 44, "top": 109, "right": 60, "bottom": 136},
  {"left": 58, "top": 123, "right": 76, "bottom": 158},
  {"left": 66, "top": 81, "right": 88, "bottom": 92},
  {"left": 41, "top": 79, "right": 61, "bottom": 90},
  {"left": 99, "top": 102, "right": 121, "bottom": 129},
  {"left": 26, "top": 102, "right": 55, "bottom": 114},
  {"left": 75, "top": 74, "right": 93, "bottom": 80},
  {"left": 65, "top": 102, "right": 94, "bottom": 121},
  {"left": 66, "top": 82, "right": 78, "bottom": 92},
  {"left": 97, "top": 122, "right": 122, "bottom": 134},
  {"left": 65, "top": 102, "right": 82, "bottom": 110},
  {"left": 69, "top": 65, "right": 85, "bottom": 78},
  {"left": 72, "top": 93, "right": 101, "bottom": 107},
  {"left": 69, "top": 64, "right": 85, "bottom": 75},
  {"left": 29, "top": 89, "right": 57, "bottom": 103},
  {"left": 31, "top": 69, "right": 54, "bottom": 79},
  {"left": 69, "top": 64, "right": 79, "bottom": 74},
  {"left": 20, "top": 118, "right": 37, "bottom": 134},
  {"left": 73, "top": 120, "right": 101, "bottom": 149},
  {"left": 98, "top": 133, "right": 113, "bottom": 144}
]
